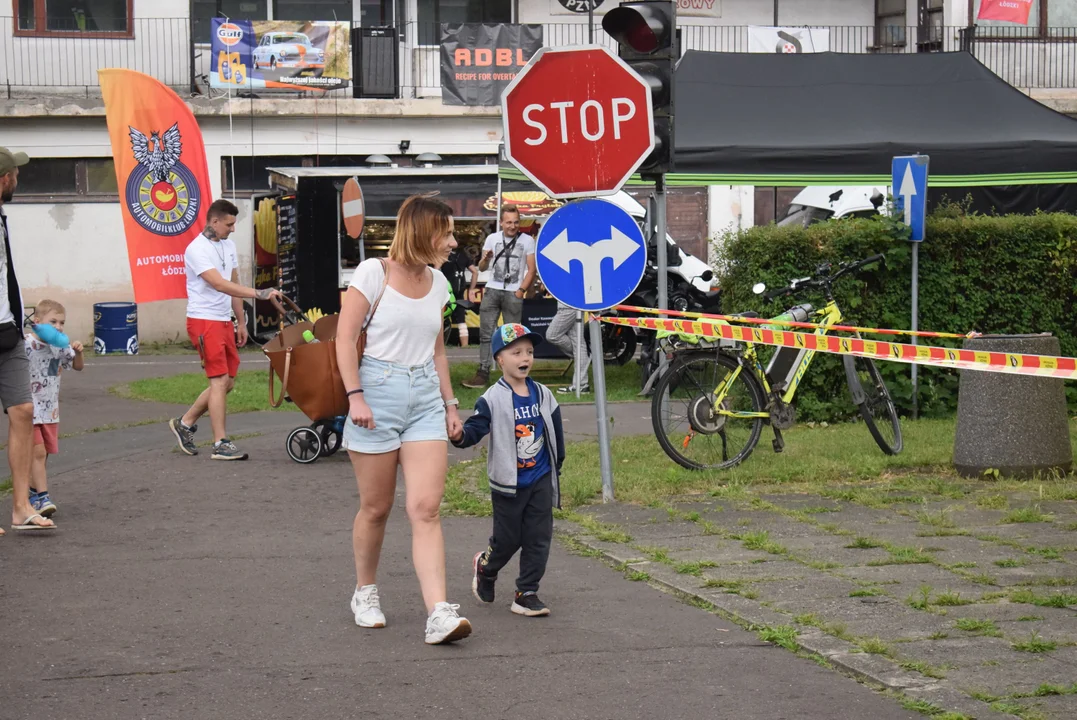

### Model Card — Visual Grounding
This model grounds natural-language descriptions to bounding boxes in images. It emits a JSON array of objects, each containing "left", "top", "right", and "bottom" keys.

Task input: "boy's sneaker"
[
  {"left": 350, "top": 584, "right": 386, "bottom": 628},
  {"left": 211, "top": 439, "right": 248, "bottom": 461},
  {"left": 472, "top": 551, "right": 496, "bottom": 603},
  {"left": 511, "top": 591, "right": 550, "bottom": 617},
  {"left": 557, "top": 384, "right": 589, "bottom": 394},
  {"left": 425, "top": 602, "right": 472, "bottom": 645},
  {"left": 168, "top": 418, "right": 198, "bottom": 456},
  {"left": 30, "top": 491, "right": 57, "bottom": 518}
]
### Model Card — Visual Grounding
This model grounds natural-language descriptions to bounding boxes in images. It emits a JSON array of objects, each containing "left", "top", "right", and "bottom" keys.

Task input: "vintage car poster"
[{"left": 211, "top": 18, "right": 351, "bottom": 92}]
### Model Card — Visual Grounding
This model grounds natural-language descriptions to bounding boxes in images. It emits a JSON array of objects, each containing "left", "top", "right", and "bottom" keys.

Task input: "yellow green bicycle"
[{"left": 651, "top": 254, "right": 902, "bottom": 471}]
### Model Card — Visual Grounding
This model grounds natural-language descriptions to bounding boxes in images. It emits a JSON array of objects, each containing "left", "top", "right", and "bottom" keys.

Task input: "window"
[
  {"left": 417, "top": 0, "right": 512, "bottom": 45},
  {"left": 15, "top": 0, "right": 131, "bottom": 35},
  {"left": 875, "top": 0, "right": 907, "bottom": 50},
  {"left": 274, "top": 0, "right": 351, "bottom": 22},
  {"left": 14, "top": 158, "right": 118, "bottom": 199}
]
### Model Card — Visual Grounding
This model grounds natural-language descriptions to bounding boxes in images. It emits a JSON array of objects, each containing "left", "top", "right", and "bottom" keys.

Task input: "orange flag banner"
[{"left": 99, "top": 69, "right": 212, "bottom": 302}]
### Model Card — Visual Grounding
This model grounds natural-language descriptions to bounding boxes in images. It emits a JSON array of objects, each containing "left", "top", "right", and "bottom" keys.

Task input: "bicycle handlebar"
[{"left": 765, "top": 254, "right": 885, "bottom": 300}]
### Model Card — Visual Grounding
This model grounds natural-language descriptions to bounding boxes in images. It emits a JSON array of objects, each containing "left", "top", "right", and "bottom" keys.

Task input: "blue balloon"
[{"left": 34, "top": 324, "right": 70, "bottom": 348}]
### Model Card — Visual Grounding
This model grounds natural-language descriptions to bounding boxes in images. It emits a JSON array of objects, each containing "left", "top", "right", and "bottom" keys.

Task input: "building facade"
[{"left": 1, "top": 0, "right": 1075, "bottom": 341}]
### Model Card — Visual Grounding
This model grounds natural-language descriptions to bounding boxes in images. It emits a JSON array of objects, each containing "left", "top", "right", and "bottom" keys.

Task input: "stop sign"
[{"left": 502, "top": 45, "right": 654, "bottom": 199}]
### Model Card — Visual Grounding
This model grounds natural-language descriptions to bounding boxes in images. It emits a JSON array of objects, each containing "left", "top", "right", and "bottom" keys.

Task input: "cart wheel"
[
  {"left": 287, "top": 426, "right": 323, "bottom": 463},
  {"left": 311, "top": 419, "right": 342, "bottom": 457}
]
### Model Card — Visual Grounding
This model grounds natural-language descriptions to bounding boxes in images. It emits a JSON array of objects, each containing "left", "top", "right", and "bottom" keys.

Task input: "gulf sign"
[{"left": 216, "top": 22, "right": 244, "bottom": 47}]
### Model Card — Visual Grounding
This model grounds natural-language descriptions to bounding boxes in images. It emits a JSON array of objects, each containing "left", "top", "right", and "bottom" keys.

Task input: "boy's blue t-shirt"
[{"left": 512, "top": 381, "right": 551, "bottom": 487}]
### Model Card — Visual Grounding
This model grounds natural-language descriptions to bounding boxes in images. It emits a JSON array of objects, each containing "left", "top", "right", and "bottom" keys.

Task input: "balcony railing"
[{"left": 1, "top": 18, "right": 1076, "bottom": 99}]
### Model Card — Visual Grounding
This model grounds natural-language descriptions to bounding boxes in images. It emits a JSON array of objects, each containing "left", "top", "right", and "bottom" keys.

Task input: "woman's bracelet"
[
  {"left": 346, "top": 388, "right": 364, "bottom": 397},
  {"left": 444, "top": 398, "right": 459, "bottom": 407}
]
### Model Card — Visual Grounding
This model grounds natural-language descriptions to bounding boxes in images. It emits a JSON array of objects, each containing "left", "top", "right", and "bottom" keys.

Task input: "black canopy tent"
[{"left": 674, "top": 50, "right": 1077, "bottom": 185}]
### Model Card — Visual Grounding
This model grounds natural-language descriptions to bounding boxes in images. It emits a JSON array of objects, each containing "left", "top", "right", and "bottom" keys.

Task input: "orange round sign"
[{"left": 342, "top": 177, "right": 365, "bottom": 239}]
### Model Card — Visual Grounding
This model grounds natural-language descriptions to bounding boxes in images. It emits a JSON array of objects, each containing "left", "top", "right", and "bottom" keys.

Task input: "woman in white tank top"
[{"left": 336, "top": 195, "right": 471, "bottom": 645}]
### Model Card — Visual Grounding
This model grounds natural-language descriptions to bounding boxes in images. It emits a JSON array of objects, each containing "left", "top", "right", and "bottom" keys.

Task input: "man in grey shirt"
[
  {"left": 463, "top": 205, "right": 536, "bottom": 388},
  {"left": 0, "top": 147, "right": 55, "bottom": 532}
]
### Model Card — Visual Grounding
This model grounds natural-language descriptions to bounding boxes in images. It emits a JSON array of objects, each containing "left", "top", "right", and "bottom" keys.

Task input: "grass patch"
[
  {"left": 916, "top": 509, "right": 957, "bottom": 528},
  {"left": 702, "top": 578, "right": 744, "bottom": 592},
  {"left": 805, "top": 559, "right": 842, "bottom": 570},
  {"left": 793, "top": 613, "right": 823, "bottom": 627},
  {"left": 994, "top": 558, "right": 1025, "bottom": 568},
  {"left": 928, "top": 631, "right": 949, "bottom": 640},
  {"left": 899, "top": 659, "right": 948, "bottom": 679},
  {"left": 1010, "top": 588, "right": 1077, "bottom": 608},
  {"left": 846, "top": 536, "right": 883, "bottom": 549},
  {"left": 757, "top": 625, "right": 800, "bottom": 651},
  {"left": 739, "top": 530, "right": 787, "bottom": 555},
  {"left": 637, "top": 545, "right": 673, "bottom": 565},
  {"left": 849, "top": 587, "right": 883, "bottom": 598},
  {"left": 935, "top": 591, "right": 972, "bottom": 607},
  {"left": 1026, "top": 546, "right": 1063, "bottom": 561},
  {"left": 954, "top": 618, "right": 1002, "bottom": 637},
  {"left": 674, "top": 560, "right": 718, "bottom": 576},
  {"left": 1012, "top": 631, "right": 1057, "bottom": 653},
  {"left": 897, "top": 696, "right": 969, "bottom": 719},
  {"left": 122, "top": 361, "right": 647, "bottom": 414},
  {"left": 907, "top": 585, "right": 934, "bottom": 611},
  {"left": 1017, "top": 615, "right": 1044, "bottom": 622},
  {"left": 1001, "top": 505, "right": 1055, "bottom": 524},
  {"left": 624, "top": 569, "right": 650, "bottom": 582},
  {"left": 857, "top": 636, "right": 893, "bottom": 656},
  {"left": 977, "top": 494, "right": 1009, "bottom": 510},
  {"left": 870, "top": 545, "right": 934, "bottom": 566}
]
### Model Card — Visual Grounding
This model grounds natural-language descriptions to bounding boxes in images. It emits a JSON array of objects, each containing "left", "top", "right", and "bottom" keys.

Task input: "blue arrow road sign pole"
[
  {"left": 893, "top": 154, "right": 929, "bottom": 420},
  {"left": 537, "top": 199, "right": 648, "bottom": 501}
]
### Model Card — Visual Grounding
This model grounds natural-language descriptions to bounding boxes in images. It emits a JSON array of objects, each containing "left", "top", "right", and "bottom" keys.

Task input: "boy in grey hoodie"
[{"left": 451, "top": 323, "right": 565, "bottom": 616}]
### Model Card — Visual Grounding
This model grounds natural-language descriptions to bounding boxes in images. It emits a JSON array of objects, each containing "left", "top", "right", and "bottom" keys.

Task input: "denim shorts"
[{"left": 342, "top": 357, "right": 447, "bottom": 454}]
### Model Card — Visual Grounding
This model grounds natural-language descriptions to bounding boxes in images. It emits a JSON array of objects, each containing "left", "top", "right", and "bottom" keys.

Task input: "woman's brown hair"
[{"left": 389, "top": 194, "right": 453, "bottom": 266}]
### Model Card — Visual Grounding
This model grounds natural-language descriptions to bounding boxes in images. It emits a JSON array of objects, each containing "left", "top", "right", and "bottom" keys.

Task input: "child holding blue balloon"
[{"left": 24, "top": 299, "right": 83, "bottom": 517}]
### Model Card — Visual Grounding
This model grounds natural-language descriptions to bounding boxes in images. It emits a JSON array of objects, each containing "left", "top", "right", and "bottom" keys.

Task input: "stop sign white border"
[{"left": 501, "top": 45, "right": 656, "bottom": 200}]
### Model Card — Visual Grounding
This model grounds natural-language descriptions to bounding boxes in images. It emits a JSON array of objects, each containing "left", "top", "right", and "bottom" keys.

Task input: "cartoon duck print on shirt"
[{"left": 516, "top": 421, "right": 544, "bottom": 469}]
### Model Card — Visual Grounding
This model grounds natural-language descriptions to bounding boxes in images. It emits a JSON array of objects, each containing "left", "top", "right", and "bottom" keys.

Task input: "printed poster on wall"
[
  {"left": 976, "top": 0, "right": 1034, "bottom": 25},
  {"left": 441, "top": 24, "right": 543, "bottom": 107},
  {"left": 748, "top": 26, "right": 831, "bottom": 53},
  {"left": 211, "top": 18, "right": 351, "bottom": 92}
]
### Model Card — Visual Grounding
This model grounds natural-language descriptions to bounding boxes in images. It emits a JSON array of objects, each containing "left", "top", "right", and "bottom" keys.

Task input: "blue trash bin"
[{"left": 93, "top": 302, "right": 139, "bottom": 355}]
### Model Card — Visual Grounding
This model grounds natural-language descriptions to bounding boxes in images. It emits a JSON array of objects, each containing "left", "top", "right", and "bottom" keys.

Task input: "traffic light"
[{"left": 602, "top": 0, "right": 676, "bottom": 177}]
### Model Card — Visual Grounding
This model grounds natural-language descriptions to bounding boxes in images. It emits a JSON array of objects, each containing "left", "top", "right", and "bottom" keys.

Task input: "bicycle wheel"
[
  {"left": 846, "top": 356, "right": 903, "bottom": 455},
  {"left": 651, "top": 351, "right": 766, "bottom": 471}
]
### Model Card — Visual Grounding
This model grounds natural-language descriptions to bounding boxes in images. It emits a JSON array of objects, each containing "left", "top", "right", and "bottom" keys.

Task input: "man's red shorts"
[{"left": 187, "top": 318, "right": 240, "bottom": 378}]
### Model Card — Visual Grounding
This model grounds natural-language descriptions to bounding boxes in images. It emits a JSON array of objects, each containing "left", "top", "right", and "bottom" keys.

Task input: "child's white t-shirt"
[
  {"left": 349, "top": 259, "right": 450, "bottom": 368},
  {"left": 25, "top": 335, "right": 75, "bottom": 424}
]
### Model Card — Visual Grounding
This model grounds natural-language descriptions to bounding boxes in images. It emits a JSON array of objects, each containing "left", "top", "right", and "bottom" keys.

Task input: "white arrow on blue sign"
[
  {"left": 892, "top": 154, "right": 929, "bottom": 242},
  {"left": 536, "top": 198, "right": 646, "bottom": 312}
]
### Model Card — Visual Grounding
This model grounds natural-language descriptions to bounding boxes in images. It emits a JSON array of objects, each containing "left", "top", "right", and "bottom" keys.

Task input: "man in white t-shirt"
[
  {"left": 462, "top": 205, "right": 536, "bottom": 388},
  {"left": 168, "top": 199, "right": 281, "bottom": 461}
]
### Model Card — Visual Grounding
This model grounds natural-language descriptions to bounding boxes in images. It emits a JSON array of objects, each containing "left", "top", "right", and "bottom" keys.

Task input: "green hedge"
[{"left": 713, "top": 210, "right": 1077, "bottom": 422}]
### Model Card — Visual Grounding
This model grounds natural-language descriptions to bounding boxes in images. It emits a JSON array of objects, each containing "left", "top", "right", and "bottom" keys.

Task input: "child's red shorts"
[
  {"left": 33, "top": 423, "right": 59, "bottom": 454},
  {"left": 187, "top": 318, "right": 240, "bottom": 379}
]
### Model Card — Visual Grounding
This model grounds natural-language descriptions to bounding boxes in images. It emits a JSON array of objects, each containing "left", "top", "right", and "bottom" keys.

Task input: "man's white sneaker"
[
  {"left": 424, "top": 602, "right": 472, "bottom": 645},
  {"left": 350, "top": 584, "right": 386, "bottom": 628}
]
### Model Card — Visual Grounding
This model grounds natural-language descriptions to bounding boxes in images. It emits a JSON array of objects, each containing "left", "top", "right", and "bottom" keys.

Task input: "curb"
[{"left": 555, "top": 522, "right": 1018, "bottom": 720}]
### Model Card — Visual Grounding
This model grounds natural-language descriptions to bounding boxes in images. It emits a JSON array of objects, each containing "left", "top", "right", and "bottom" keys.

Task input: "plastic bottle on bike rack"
[
  {"left": 302, "top": 330, "right": 320, "bottom": 344},
  {"left": 764, "top": 304, "right": 813, "bottom": 390}
]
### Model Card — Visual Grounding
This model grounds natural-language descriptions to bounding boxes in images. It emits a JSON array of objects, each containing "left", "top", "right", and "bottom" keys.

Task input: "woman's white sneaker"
[
  {"left": 424, "top": 602, "right": 472, "bottom": 645},
  {"left": 350, "top": 584, "right": 386, "bottom": 628}
]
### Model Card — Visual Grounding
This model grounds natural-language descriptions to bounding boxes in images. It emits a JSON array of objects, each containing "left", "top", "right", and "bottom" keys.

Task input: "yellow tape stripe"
[{"left": 607, "top": 316, "right": 1077, "bottom": 379}]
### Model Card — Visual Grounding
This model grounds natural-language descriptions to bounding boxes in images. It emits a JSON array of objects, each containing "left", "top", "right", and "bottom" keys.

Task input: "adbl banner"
[
  {"left": 976, "top": 0, "right": 1034, "bottom": 25},
  {"left": 211, "top": 18, "right": 351, "bottom": 92},
  {"left": 99, "top": 69, "right": 213, "bottom": 303}
]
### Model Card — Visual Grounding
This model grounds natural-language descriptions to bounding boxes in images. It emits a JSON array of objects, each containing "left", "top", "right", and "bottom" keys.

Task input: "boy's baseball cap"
[
  {"left": 0, "top": 148, "right": 29, "bottom": 175},
  {"left": 492, "top": 323, "right": 542, "bottom": 358}
]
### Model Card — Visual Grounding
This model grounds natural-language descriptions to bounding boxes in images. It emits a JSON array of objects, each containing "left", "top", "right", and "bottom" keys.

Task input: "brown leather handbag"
[{"left": 264, "top": 260, "right": 389, "bottom": 421}]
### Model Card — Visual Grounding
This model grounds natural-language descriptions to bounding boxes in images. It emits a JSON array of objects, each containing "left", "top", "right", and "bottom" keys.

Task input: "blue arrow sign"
[
  {"left": 892, "top": 155, "right": 929, "bottom": 242},
  {"left": 535, "top": 199, "right": 646, "bottom": 312}
]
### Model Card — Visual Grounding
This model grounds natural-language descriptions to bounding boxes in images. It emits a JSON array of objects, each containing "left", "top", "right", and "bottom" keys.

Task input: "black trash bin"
[{"left": 953, "top": 333, "right": 1072, "bottom": 478}]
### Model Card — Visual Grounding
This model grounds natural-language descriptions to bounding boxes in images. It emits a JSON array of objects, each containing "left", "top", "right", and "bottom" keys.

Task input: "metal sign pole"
[
  {"left": 588, "top": 2, "right": 594, "bottom": 44},
  {"left": 911, "top": 243, "right": 919, "bottom": 420},
  {"left": 655, "top": 175, "right": 668, "bottom": 374},
  {"left": 590, "top": 317, "right": 614, "bottom": 502},
  {"left": 574, "top": 310, "right": 583, "bottom": 400}
]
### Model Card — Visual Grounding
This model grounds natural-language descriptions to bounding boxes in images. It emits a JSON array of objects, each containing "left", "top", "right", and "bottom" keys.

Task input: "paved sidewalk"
[
  {"left": 570, "top": 486, "right": 1077, "bottom": 720},
  {"left": 0, "top": 434, "right": 921, "bottom": 720}
]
